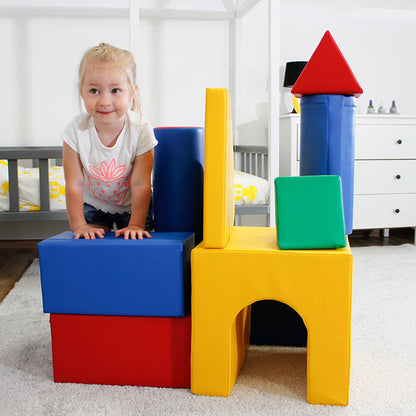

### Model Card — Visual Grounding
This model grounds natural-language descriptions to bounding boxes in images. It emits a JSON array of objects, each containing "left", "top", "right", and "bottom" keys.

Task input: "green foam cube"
[{"left": 274, "top": 175, "right": 347, "bottom": 250}]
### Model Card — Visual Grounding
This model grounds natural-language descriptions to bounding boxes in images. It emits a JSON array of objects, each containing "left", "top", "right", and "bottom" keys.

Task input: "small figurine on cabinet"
[
  {"left": 367, "top": 99, "right": 375, "bottom": 113},
  {"left": 378, "top": 102, "right": 386, "bottom": 114},
  {"left": 390, "top": 100, "right": 398, "bottom": 114}
]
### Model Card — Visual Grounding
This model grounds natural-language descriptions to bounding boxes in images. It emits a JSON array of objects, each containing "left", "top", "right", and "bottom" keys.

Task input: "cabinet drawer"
[
  {"left": 354, "top": 160, "right": 416, "bottom": 194},
  {"left": 355, "top": 125, "right": 416, "bottom": 159},
  {"left": 353, "top": 194, "right": 416, "bottom": 229}
]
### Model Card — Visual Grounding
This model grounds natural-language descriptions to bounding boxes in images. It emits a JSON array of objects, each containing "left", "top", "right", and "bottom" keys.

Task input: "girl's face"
[{"left": 81, "top": 62, "right": 135, "bottom": 131}]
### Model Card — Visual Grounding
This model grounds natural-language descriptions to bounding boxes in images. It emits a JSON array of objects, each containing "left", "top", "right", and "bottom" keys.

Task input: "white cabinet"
[{"left": 279, "top": 113, "right": 416, "bottom": 241}]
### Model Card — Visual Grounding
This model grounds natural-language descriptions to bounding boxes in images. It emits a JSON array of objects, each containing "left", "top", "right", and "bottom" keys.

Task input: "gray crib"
[
  {"left": 0, "top": 146, "right": 66, "bottom": 222},
  {"left": 0, "top": 145, "right": 269, "bottom": 224}
]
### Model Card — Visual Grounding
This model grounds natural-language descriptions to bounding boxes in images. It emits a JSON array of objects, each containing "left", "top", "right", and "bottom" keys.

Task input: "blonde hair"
[{"left": 78, "top": 43, "right": 141, "bottom": 114}]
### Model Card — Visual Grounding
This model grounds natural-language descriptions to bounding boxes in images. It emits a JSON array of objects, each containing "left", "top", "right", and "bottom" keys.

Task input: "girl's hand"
[
  {"left": 73, "top": 224, "right": 106, "bottom": 240},
  {"left": 115, "top": 225, "right": 151, "bottom": 240}
]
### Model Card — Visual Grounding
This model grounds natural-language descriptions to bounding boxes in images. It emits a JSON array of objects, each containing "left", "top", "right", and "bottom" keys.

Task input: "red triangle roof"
[{"left": 291, "top": 31, "right": 363, "bottom": 98}]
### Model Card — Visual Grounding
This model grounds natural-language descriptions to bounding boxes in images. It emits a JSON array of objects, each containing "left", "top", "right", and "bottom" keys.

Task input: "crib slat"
[
  {"left": 264, "top": 156, "right": 268, "bottom": 180},
  {"left": 243, "top": 153, "right": 248, "bottom": 172},
  {"left": 8, "top": 159, "right": 19, "bottom": 212},
  {"left": 39, "top": 158, "right": 50, "bottom": 211},
  {"left": 257, "top": 154, "right": 262, "bottom": 178}
]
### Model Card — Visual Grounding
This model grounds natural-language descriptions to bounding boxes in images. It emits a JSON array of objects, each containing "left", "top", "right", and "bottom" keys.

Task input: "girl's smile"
[{"left": 97, "top": 110, "right": 115, "bottom": 115}]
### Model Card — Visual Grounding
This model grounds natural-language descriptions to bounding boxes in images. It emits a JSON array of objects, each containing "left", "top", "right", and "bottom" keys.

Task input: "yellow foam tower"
[{"left": 191, "top": 88, "right": 353, "bottom": 405}]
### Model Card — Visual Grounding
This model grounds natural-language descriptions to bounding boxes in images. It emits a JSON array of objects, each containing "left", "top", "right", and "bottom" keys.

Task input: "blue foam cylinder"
[
  {"left": 153, "top": 128, "right": 204, "bottom": 243},
  {"left": 38, "top": 231, "right": 194, "bottom": 317},
  {"left": 299, "top": 94, "right": 356, "bottom": 234}
]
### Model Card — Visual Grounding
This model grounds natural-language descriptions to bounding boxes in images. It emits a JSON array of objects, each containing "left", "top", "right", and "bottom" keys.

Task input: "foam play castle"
[
  {"left": 38, "top": 32, "right": 359, "bottom": 403},
  {"left": 38, "top": 86, "right": 353, "bottom": 406}
]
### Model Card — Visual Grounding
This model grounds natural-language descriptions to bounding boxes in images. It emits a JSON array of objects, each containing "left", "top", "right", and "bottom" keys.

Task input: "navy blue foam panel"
[
  {"left": 38, "top": 231, "right": 194, "bottom": 317},
  {"left": 153, "top": 128, "right": 204, "bottom": 244},
  {"left": 250, "top": 300, "right": 307, "bottom": 347},
  {"left": 300, "top": 94, "right": 356, "bottom": 234}
]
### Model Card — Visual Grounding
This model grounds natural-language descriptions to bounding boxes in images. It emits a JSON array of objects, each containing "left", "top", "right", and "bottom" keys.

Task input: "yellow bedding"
[{"left": 0, "top": 160, "right": 66, "bottom": 212}]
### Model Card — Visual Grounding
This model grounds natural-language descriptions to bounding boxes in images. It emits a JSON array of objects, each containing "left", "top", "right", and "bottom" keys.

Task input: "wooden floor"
[
  {"left": 0, "top": 227, "right": 414, "bottom": 304},
  {"left": 348, "top": 227, "right": 415, "bottom": 247},
  {"left": 0, "top": 240, "right": 40, "bottom": 304}
]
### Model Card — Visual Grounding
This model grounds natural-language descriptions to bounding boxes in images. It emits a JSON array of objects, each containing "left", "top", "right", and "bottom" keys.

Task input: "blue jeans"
[{"left": 83, "top": 198, "right": 154, "bottom": 231}]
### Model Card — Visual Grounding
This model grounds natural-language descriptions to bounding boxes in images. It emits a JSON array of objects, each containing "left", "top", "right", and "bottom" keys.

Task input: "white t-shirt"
[{"left": 61, "top": 111, "right": 158, "bottom": 214}]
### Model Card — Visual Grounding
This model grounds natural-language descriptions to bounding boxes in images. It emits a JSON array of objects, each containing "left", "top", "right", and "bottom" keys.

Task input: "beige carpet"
[{"left": 0, "top": 244, "right": 415, "bottom": 415}]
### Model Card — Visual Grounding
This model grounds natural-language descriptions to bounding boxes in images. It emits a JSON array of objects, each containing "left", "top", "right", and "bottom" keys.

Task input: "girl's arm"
[
  {"left": 115, "top": 149, "right": 154, "bottom": 239},
  {"left": 63, "top": 143, "right": 105, "bottom": 239}
]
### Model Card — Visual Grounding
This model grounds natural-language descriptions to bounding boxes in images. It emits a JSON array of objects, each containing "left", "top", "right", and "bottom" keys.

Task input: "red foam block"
[
  {"left": 292, "top": 30, "right": 363, "bottom": 98},
  {"left": 50, "top": 314, "right": 191, "bottom": 387}
]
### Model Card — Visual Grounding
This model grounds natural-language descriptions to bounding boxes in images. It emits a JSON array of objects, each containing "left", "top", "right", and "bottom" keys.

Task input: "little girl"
[{"left": 62, "top": 43, "right": 157, "bottom": 240}]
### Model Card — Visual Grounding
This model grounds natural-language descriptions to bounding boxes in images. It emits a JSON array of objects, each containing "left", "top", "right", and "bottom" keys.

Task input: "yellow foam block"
[
  {"left": 203, "top": 88, "right": 235, "bottom": 249},
  {"left": 191, "top": 226, "right": 352, "bottom": 405}
]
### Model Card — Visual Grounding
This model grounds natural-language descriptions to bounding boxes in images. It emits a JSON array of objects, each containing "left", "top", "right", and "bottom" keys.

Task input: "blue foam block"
[
  {"left": 38, "top": 231, "right": 194, "bottom": 317},
  {"left": 300, "top": 94, "right": 356, "bottom": 234},
  {"left": 153, "top": 128, "right": 204, "bottom": 243}
]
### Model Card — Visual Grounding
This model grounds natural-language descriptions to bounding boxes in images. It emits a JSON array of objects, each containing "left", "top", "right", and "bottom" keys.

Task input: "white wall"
[
  {"left": 1, "top": 0, "right": 416, "bottom": 148},
  {"left": 0, "top": 0, "right": 230, "bottom": 146},
  {"left": 139, "top": 17, "right": 228, "bottom": 128},
  {"left": 279, "top": 1, "right": 416, "bottom": 116}
]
